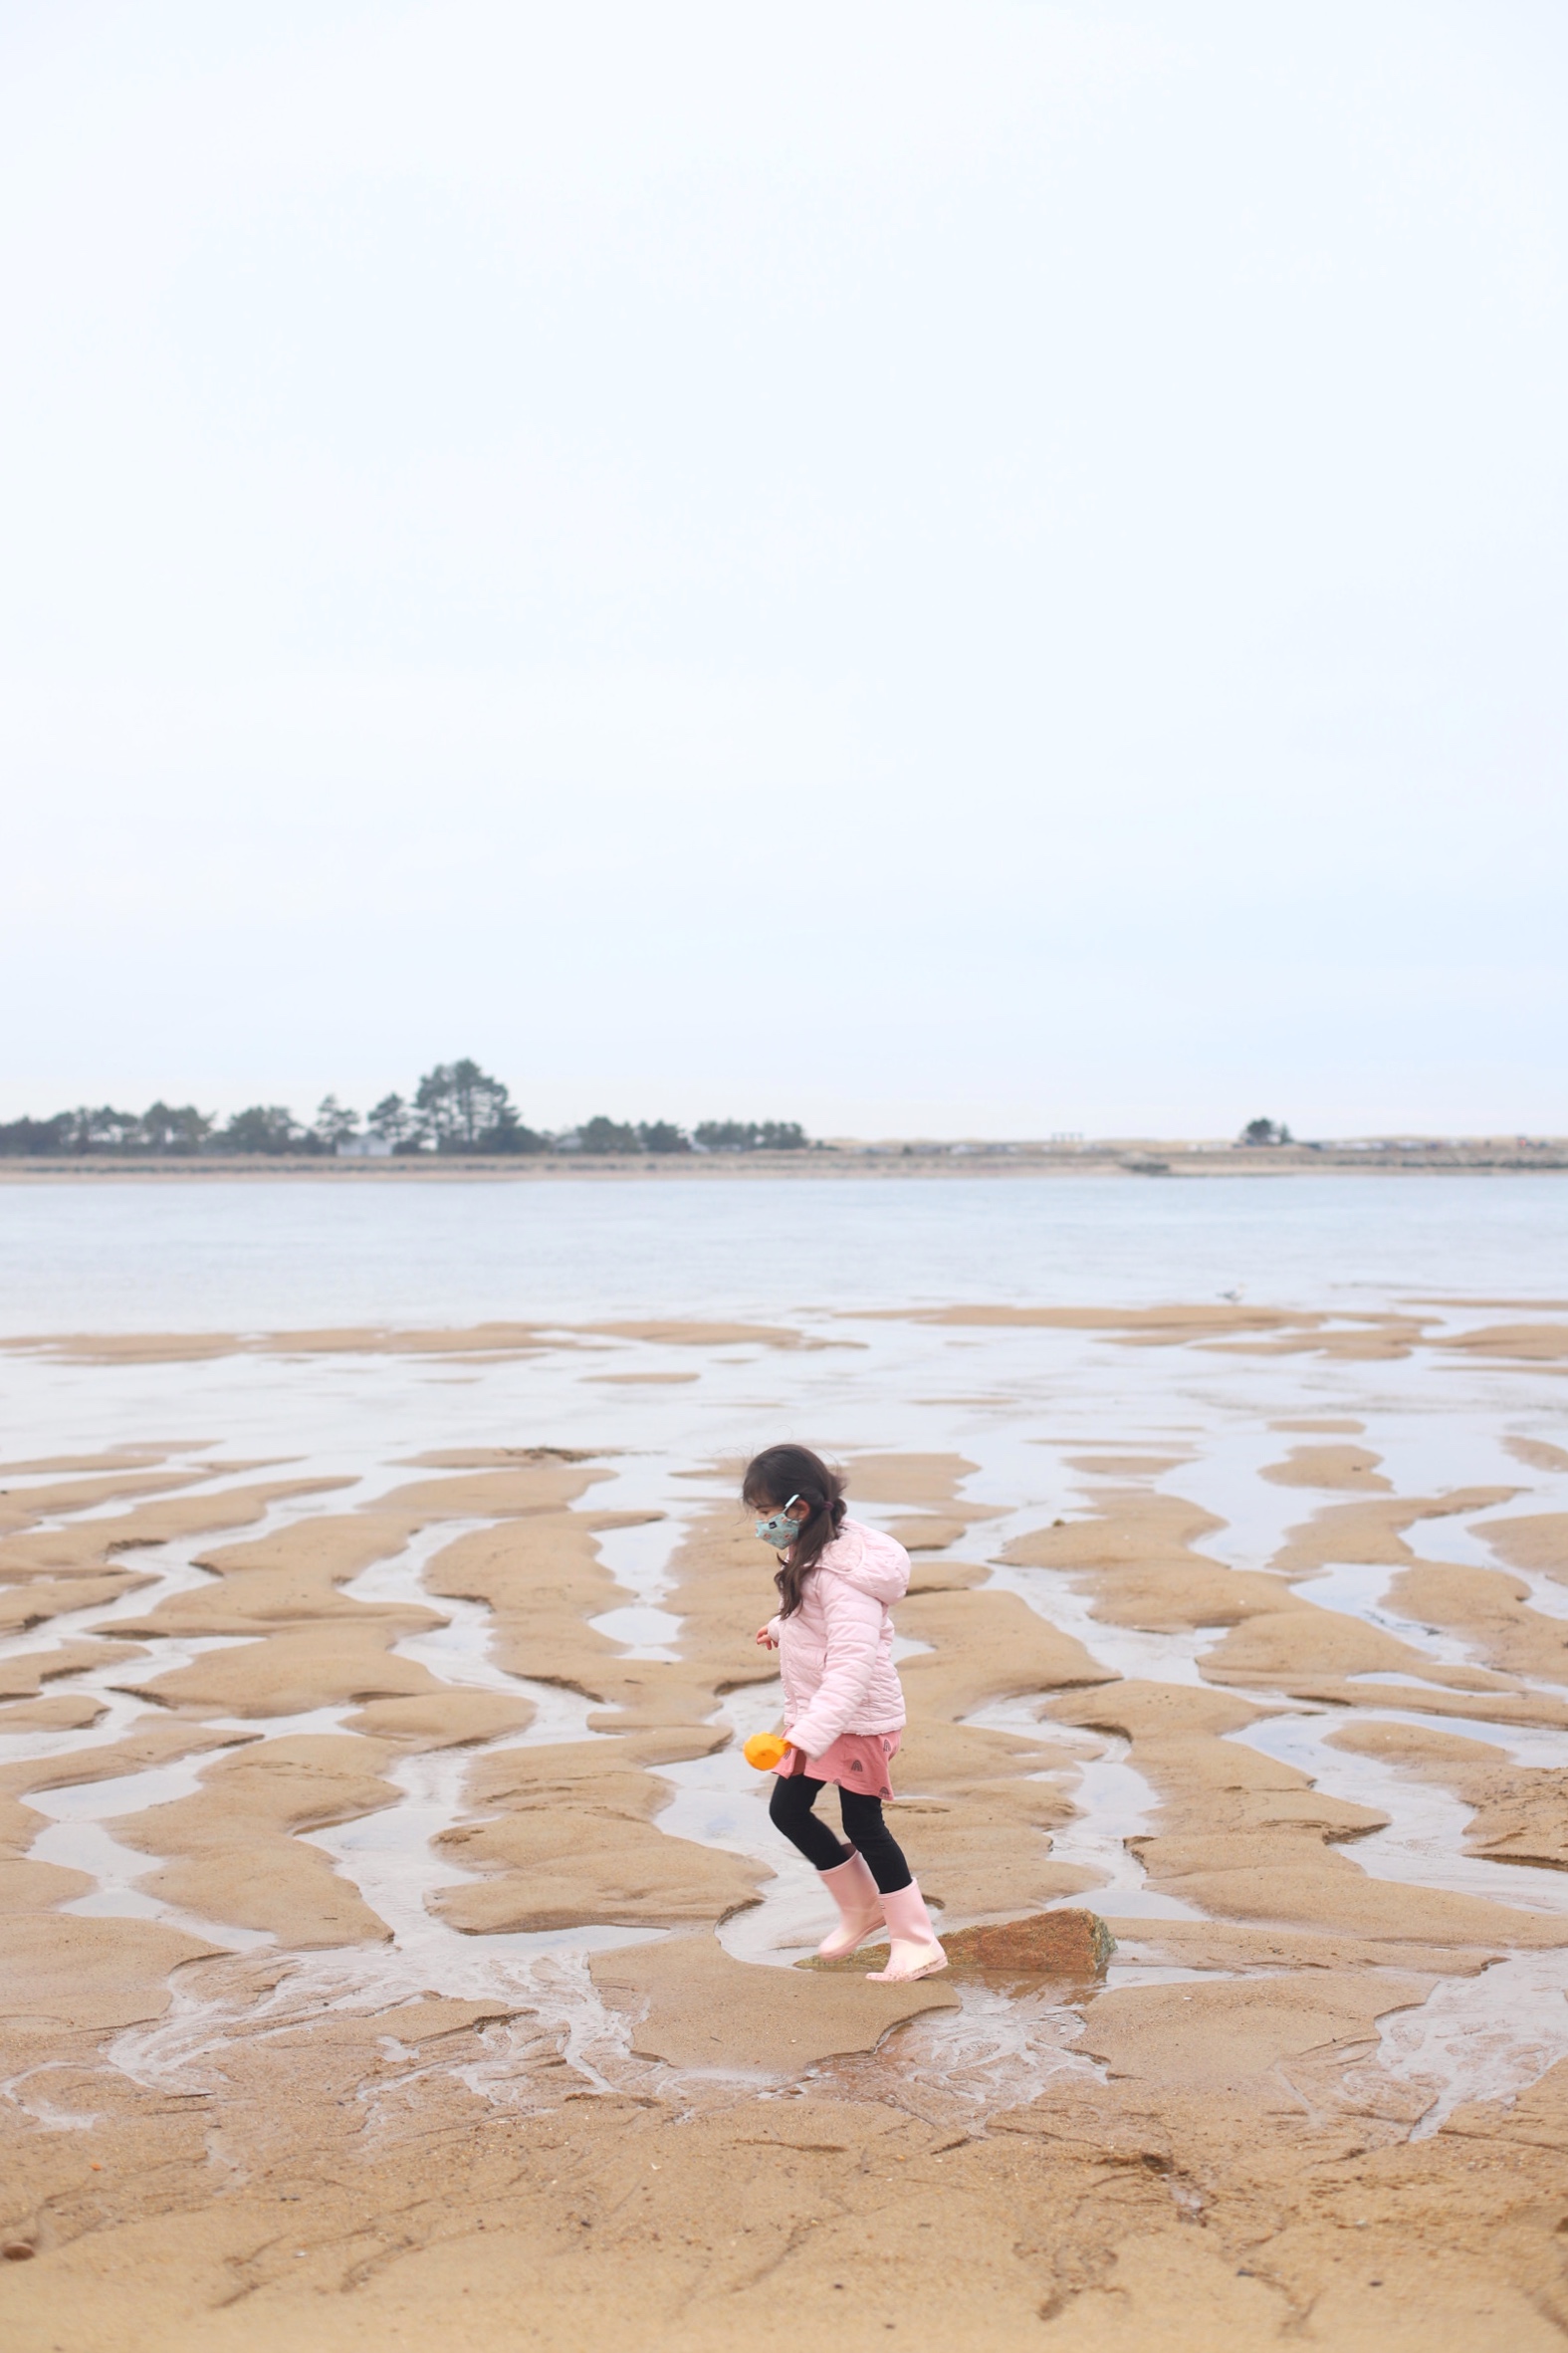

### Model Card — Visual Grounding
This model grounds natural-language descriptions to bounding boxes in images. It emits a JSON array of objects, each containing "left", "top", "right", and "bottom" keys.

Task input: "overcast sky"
[{"left": 3, "top": 1, "right": 1564, "bottom": 1138}]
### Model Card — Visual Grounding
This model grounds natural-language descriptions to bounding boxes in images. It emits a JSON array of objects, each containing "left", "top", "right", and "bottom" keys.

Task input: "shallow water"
[
  {"left": 1356, "top": 1950, "right": 1568, "bottom": 2136},
  {"left": 3, "top": 1169, "right": 1567, "bottom": 1332},
  {"left": 2, "top": 1176, "right": 1566, "bottom": 2129},
  {"left": 1229, "top": 1714, "right": 1568, "bottom": 1916}
]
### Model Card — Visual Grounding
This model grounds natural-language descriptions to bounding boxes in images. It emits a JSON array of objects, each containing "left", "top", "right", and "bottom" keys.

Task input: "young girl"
[{"left": 746, "top": 1442, "right": 947, "bottom": 1984}]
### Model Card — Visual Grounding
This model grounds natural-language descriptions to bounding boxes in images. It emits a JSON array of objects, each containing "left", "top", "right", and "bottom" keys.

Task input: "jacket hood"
[{"left": 815, "top": 1517, "right": 910, "bottom": 1606}]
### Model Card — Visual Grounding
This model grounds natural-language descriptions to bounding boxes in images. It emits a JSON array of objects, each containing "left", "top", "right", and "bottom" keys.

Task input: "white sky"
[{"left": 3, "top": 1, "right": 1565, "bottom": 1138}]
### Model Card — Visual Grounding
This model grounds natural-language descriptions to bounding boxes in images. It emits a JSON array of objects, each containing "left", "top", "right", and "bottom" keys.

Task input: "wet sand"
[{"left": 2, "top": 1296, "right": 1567, "bottom": 2345}]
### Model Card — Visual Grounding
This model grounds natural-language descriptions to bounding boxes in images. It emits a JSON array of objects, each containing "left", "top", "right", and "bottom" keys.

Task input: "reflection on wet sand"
[{"left": 2, "top": 1295, "right": 1568, "bottom": 2346}]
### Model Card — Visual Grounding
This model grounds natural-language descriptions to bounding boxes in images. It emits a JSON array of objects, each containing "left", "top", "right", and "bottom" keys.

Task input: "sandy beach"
[
  {"left": 3, "top": 1235, "right": 1567, "bottom": 2347},
  {"left": 7, "top": 0, "right": 1565, "bottom": 2332},
  {"left": 1, "top": 1136, "right": 1564, "bottom": 1182}
]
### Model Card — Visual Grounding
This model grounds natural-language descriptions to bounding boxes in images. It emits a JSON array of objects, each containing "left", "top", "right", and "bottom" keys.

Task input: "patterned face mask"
[{"left": 754, "top": 1494, "right": 804, "bottom": 1550}]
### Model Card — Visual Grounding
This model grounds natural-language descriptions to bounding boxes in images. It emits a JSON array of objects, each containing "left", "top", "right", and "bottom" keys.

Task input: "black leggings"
[{"left": 768, "top": 1772, "right": 913, "bottom": 1895}]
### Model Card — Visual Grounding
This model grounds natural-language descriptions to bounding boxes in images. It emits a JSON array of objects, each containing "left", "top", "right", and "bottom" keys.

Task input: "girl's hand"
[{"left": 755, "top": 1624, "right": 779, "bottom": 1649}]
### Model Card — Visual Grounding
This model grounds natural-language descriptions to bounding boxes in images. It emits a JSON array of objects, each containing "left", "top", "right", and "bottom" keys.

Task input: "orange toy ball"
[{"left": 743, "top": 1733, "right": 788, "bottom": 1770}]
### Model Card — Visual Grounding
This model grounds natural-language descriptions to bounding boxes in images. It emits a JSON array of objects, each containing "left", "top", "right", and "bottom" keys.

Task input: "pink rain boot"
[
  {"left": 816, "top": 1851, "right": 885, "bottom": 1960},
  {"left": 865, "top": 1881, "right": 947, "bottom": 1983}
]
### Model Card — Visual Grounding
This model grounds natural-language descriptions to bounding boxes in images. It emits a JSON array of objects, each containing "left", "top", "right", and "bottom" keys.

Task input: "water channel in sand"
[{"left": 3, "top": 1175, "right": 1567, "bottom": 2140}]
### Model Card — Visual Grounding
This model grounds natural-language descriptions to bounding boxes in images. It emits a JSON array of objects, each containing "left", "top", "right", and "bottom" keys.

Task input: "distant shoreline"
[{"left": 1, "top": 1143, "right": 1565, "bottom": 1183}]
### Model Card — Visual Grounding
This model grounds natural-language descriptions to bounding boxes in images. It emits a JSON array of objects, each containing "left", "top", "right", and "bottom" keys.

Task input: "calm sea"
[{"left": 1, "top": 1173, "right": 1564, "bottom": 1332}]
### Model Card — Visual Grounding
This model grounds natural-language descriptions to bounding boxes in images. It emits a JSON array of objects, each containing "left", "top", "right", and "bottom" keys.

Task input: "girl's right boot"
[
  {"left": 816, "top": 1851, "right": 885, "bottom": 1959},
  {"left": 865, "top": 1882, "right": 948, "bottom": 1983}
]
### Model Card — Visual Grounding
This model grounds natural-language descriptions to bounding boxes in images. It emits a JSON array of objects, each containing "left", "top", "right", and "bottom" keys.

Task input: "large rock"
[{"left": 807, "top": 1907, "right": 1115, "bottom": 1979}]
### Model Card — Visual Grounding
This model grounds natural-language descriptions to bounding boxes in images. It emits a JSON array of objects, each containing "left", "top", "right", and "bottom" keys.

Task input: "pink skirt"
[{"left": 776, "top": 1729, "right": 901, "bottom": 1800}]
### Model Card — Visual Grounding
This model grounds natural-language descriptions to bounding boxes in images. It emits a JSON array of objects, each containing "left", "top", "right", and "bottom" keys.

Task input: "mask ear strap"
[{"left": 783, "top": 1494, "right": 803, "bottom": 1516}]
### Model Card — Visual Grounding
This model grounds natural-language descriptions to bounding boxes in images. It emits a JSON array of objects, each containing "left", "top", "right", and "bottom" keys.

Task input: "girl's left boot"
[
  {"left": 865, "top": 1881, "right": 947, "bottom": 1983},
  {"left": 816, "top": 1851, "right": 885, "bottom": 1959}
]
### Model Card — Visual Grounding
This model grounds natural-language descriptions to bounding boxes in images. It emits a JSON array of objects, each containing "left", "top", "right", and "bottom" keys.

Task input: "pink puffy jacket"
[{"left": 767, "top": 1518, "right": 910, "bottom": 1758}]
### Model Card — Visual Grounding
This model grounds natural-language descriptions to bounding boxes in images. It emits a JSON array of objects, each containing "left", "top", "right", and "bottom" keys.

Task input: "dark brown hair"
[{"left": 742, "top": 1443, "right": 847, "bottom": 1618}]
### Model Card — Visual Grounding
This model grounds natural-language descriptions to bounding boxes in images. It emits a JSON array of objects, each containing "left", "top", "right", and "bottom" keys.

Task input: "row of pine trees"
[{"left": 0, "top": 1061, "right": 809, "bottom": 1158}]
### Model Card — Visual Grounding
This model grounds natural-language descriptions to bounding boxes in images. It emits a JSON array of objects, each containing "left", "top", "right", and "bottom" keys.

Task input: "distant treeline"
[{"left": 0, "top": 1059, "right": 811, "bottom": 1158}]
